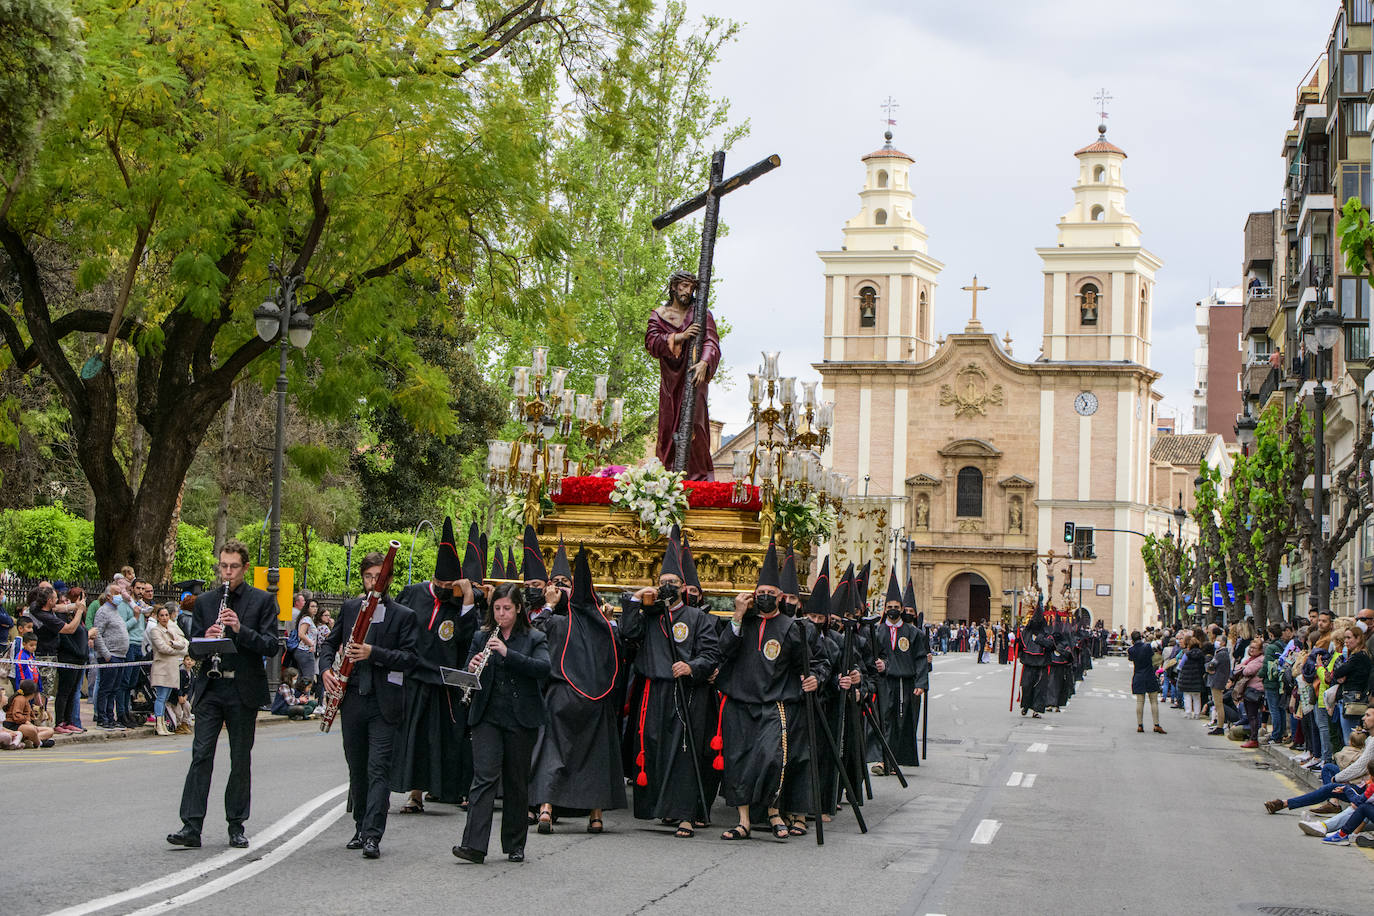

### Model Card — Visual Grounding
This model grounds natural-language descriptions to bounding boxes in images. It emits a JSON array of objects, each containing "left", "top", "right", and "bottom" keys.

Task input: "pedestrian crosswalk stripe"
[
  {"left": 1027, "top": 742, "right": 1048, "bottom": 753},
  {"left": 1023, "top": 773, "right": 1037, "bottom": 787},
  {"left": 1007, "top": 771, "right": 1023, "bottom": 787}
]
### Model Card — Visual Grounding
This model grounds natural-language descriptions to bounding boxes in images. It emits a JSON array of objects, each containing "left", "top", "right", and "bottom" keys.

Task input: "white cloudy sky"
[{"left": 682, "top": 0, "right": 1336, "bottom": 435}]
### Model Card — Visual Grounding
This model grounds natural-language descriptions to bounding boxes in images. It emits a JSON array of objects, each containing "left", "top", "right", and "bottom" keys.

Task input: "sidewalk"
[
  {"left": 1260, "top": 739, "right": 1324, "bottom": 791},
  {"left": 52, "top": 696, "right": 308, "bottom": 746}
]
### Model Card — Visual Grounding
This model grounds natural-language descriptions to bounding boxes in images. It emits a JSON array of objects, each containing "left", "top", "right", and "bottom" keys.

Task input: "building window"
[
  {"left": 1355, "top": 0, "right": 1373, "bottom": 26},
  {"left": 877, "top": 169, "right": 888, "bottom": 188},
  {"left": 1349, "top": 324, "right": 1372, "bottom": 362},
  {"left": 1090, "top": 204, "right": 1105, "bottom": 221},
  {"left": 874, "top": 208, "right": 888, "bottom": 225},
  {"left": 956, "top": 466, "right": 983, "bottom": 517},
  {"left": 1340, "top": 162, "right": 1371, "bottom": 205},
  {"left": 1093, "top": 165, "right": 1106, "bottom": 183},
  {"left": 1343, "top": 51, "right": 1371, "bottom": 95},
  {"left": 858, "top": 286, "right": 877, "bottom": 327},
  {"left": 1340, "top": 276, "right": 1371, "bottom": 320},
  {"left": 918, "top": 289, "right": 927, "bottom": 336},
  {"left": 1071, "top": 526, "right": 1095, "bottom": 560},
  {"left": 1079, "top": 283, "right": 1100, "bottom": 325},
  {"left": 1344, "top": 101, "right": 1371, "bottom": 136}
]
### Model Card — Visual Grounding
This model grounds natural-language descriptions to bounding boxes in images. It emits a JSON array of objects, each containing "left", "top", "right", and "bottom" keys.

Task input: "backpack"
[{"left": 286, "top": 618, "right": 300, "bottom": 651}]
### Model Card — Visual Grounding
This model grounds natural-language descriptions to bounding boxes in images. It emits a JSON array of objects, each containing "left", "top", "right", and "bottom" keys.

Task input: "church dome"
[{"left": 862, "top": 130, "right": 914, "bottom": 162}]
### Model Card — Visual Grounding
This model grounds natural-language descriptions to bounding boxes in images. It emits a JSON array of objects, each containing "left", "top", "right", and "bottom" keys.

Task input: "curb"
[
  {"left": 1260, "top": 741, "right": 1323, "bottom": 790},
  {"left": 51, "top": 712, "right": 305, "bottom": 747}
]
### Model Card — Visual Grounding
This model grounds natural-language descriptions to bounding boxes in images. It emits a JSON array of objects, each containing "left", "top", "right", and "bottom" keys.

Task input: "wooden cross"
[
  {"left": 881, "top": 96, "right": 900, "bottom": 127},
  {"left": 962, "top": 275, "right": 988, "bottom": 320},
  {"left": 1094, "top": 87, "right": 1113, "bottom": 121}
]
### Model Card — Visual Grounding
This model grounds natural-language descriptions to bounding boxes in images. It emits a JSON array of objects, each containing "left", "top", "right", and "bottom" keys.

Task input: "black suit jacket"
[
  {"left": 319, "top": 596, "right": 418, "bottom": 725},
  {"left": 464, "top": 627, "right": 549, "bottom": 730},
  {"left": 189, "top": 583, "right": 279, "bottom": 708}
]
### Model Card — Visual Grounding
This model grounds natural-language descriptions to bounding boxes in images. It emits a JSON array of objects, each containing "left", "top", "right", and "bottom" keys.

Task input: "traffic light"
[{"left": 1063, "top": 522, "right": 1075, "bottom": 544}]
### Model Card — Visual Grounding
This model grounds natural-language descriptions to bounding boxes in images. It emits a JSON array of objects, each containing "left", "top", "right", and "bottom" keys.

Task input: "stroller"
[{"left": 127, "top": 656, "right": 156, "bottom": 723}]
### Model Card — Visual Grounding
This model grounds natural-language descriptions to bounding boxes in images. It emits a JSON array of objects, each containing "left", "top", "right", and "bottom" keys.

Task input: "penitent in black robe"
[
  {"left": 778, "top": 617, "right": 832, "bottom": 816},
  {"left": 716, "top": 612, "right": 807, "bottom": 817},
  {"left": 870, "top": 618, "right": 930, "bottom": 767},
  {"left": 619, "top": 597, "right": 720, "bottom": 823},
  {"left": 389, "top": 582, "right": 479, "bottom": 802},
  {"left": 529, "top": 601, "right": 626, "bottom": 812}
]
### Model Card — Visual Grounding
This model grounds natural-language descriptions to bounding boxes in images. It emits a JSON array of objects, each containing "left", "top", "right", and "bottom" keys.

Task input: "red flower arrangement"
[{"left": 552, "top": 476, "right": 760, "bottom": 512}]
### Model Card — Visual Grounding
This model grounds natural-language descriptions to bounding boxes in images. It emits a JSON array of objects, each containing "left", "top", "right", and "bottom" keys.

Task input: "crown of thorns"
[{"left": 666, "top": 270, "right": 698, "bottom": 290}]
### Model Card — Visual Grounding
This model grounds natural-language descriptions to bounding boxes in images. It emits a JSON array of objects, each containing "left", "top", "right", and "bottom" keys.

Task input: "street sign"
[
  {"left": 1212, "top": 582, "right": 1222, "bottom": 607},
  {"left": 1331, "top": 569, "right": 1340, "bottom": 591}
]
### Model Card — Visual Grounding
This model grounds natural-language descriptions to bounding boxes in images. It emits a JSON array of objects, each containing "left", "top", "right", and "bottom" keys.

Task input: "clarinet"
[
  {"left": 202, "top": 583, "right": 230, "bottom": 680},
  {"left": 319, "top": 540, "right": 401, "bottom": 733},
  {"left": 462, "top": 644, "right": 492, "bottom": 705}
]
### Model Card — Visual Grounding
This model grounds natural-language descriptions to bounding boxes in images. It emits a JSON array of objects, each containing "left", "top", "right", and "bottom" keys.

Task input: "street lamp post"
[
  {"left": 1172, "top": 501, "right": 1187, "bottom": 627},
  {"left": 253, "top": 264, "right": 314, "bottom": 615},
  {"left": 342, "top": 529, "right": 358, "bottom": 594},
  {"left": 1309, "top": 296, "right": 1342, "bottom": 615}
]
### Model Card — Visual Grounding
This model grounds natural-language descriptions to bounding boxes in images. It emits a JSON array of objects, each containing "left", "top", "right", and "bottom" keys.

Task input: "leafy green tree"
[{"left": 0, "top": 0, "right": 652, "bottom": 580}]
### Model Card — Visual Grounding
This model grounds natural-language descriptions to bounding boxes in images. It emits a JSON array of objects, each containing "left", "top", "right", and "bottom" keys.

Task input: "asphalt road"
[{"left": 7, "top": 652, "right": 1372, "bottom": 916}]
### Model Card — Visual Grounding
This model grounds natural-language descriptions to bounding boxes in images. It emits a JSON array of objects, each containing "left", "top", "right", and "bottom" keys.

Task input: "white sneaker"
[{"left": 1299, "top": 820, "right": 1328, "bottom": 837}]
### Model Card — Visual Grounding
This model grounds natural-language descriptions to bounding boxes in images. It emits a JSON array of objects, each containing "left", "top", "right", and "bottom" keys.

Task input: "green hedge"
[
  {"left": 231, "top": 524, "right": 440, "bottom": 594},
  {"left": 0, "top": 505, "right": 217, "bottom": 583}
]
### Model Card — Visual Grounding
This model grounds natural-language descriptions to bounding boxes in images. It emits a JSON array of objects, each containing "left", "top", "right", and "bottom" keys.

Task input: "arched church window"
[
  {"left": 1090, "top": 204, "right": 1105, "bottom": 221},
  {"left": 1079, "top": 283, "right": 1100, "bottom": 325},
  {"left": 956, "top": 466, "right": 983, "bottom": 517},
  {"left": 877, "top": 169, "right": 889, "bottom": 188},
  {"left": 918, "top": 289, "right": 928, "bottom": 336},
  {"left": 859, "top": 286, "right": 877, "bottom": 327},
  {"left": 1139, "top": 286, "right": 1149, "bottom": 334},
  {"left": 874, "top": 208, "right": 888, "bottom": 226},
  {"left": 1093, "top": 165, "right": 1106, "bottom": 183}
]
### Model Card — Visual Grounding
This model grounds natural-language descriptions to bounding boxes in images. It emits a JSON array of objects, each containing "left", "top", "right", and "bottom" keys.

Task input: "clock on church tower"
[{"left": 1074, "top": 392, "right": 1098, "bottom": 416}]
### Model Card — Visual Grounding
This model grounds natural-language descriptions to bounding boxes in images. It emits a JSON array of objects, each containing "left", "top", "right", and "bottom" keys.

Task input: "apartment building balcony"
[
  {"left": 1244, "top": 289, "right": 1277, "bottom": 333},
  {"left": 1244, "top": 360, "right": 1276, "bottom": 399},
  {"left": 1244, "top": 211, "right": 1275, "bottom": 269},
  {"left": 1257, "top": 364, "right": 1283, "bottom": 406}
]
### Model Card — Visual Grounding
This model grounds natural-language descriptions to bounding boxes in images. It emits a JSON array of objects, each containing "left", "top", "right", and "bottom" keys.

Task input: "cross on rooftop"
[
  {"left": 962, "top": 275, "right": 988, "bottom": 321},
  {"left": 1094, "top": 87, "right": 1113, "bottom": 121}
]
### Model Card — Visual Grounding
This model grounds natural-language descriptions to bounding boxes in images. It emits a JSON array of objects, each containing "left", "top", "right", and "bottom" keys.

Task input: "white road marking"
[
  {"left": 1043, "top": 725, "right": 1054, "bottom": 730},
  {"left": 931, "top": 694, "right": 945, "bottom": 700},
  {"left": 1023, "top": 773, "right": 1037, "bottom": 787},
  {"left": 1027, "top": 742, "right": 1048, "bottom": 753},
  {"left": 949, "top": 687, "right": 961, "bottom": 692},
  {"left": 46, "top": 783, "right": 349, "bottom": 916},
  {"left": 1006, "top": 771, "right": 1023, "bottom": 787},
  {"left": 127, "top": 800, "right": 349, "bottom": 914},
  {"left": 970, "top": 819, "right": 1002, "bottom": 844},
  {"left": 963, "top": 681, "right": 974, "bottom": 686}
]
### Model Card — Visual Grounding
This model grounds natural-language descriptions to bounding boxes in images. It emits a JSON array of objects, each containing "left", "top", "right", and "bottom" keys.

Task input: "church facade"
[{"left": 818, "top": 127, "right": 1163, "bottom": 632}]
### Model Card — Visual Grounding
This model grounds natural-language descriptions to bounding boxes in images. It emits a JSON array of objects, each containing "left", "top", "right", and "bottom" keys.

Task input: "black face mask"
[
  {"left": 886, "top": 607, "right": 901, "bottom": 620},
  {"left": 658, "top": 582, "right": 680, "bottom": 608},
  {"left": 779, "top": 597, "right": 798, "bottom": 617},
  {"left": 524, "top": 586, "right": 544, "bottom": 608},
  {"left": 753, "top": 593, "right": 777, "bottom": 615}
]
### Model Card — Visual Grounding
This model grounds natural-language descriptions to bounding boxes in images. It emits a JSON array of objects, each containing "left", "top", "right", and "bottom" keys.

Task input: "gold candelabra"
[
  {"left": 731, "top": 350, "right": 849, "bottom": 542},
  {"left": 486, "top": 346, "right": 624, "bottom": 528}
]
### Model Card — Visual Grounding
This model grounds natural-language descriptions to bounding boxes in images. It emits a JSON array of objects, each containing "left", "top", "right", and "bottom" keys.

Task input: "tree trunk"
[
  {"left": 159, "top": 480, "right": 185, "bottom": 583},
  {"left": 212, "top": 385, "right": 238, "bottom": 555}
]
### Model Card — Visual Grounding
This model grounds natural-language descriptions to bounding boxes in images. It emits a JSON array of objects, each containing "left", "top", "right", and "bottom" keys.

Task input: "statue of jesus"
[{"left": 644, "top": 270, "right": 720, "bottom": 480}]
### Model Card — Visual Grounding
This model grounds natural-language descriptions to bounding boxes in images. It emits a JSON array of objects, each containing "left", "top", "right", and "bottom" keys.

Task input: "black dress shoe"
[
  {"left": 452, "top": 845, "right": 485, "bottom": 864},
  {"left": 362, "top": 839, "right": 380, "bottom": 859},
  {"left": 507, "top": 850, "right": 525, "bottom": 863},
  {"left": 345, "top": 831, "right": 364, "bottom": 850},
  {"left": 228, "top": 828, "right": 249, "bottom": 849},
  {"left": 166, "top": 827, "right": 201, "bottom": 848}
]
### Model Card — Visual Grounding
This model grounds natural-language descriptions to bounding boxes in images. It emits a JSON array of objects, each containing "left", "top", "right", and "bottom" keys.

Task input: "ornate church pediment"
[
  {"left": 998, "top": 474, "right": 1035, "bottom": 490},
  {"left": 905, "top": 473, "right": 942, "bottom": 489},
  {"left": 937, "top": 438, "right": 1002, "bottom": 459},
  {"left": 938, "top": 362, "right": 1004, "bottom": 418}
]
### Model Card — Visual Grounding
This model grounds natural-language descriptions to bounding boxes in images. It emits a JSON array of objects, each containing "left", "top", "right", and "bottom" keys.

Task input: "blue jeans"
[
  {"left": 1339, "top": 708, "right": 1361, "bottom": 746},
  {"left": 1314, "top": 705, "right": 1334, "bottom": 765},
  {"left": 153, "top": 685, "right": 172, "bottom": 718},
  {"left": 1265, "top": 688, "right": 1286, "bottom": 742},
  {"left": 1286, "top": 781, "right": 1362, "bottom": 810},
  {"left": 96, "top": 656, "right": 124, "bottom": 723}
]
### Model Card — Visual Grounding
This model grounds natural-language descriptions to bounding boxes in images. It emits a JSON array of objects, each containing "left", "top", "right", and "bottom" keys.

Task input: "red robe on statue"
[{"left": 645, "top": 307, "right": 720, "bottom": 481}]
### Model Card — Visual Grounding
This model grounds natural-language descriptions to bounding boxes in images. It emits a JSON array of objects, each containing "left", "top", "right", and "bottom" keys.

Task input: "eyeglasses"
[{"left": 218, "top": 562, "right": 244, "bottom": 571}]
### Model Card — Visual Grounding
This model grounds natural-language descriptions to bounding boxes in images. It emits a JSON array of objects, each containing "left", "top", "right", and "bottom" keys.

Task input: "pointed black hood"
[
  {"left": 551, "top": 538, "right": 572, "bottom": 583},
  {"left": 830, "top": 562, "right": 854, "bottom": 620},
  {"left": 506, "top": 547, "right": 517, "bottom": 581},
  {"left": 479, "top": 532, "right": 489, "bottom": 578},
  {"left": 491, "top": 545, "right": 506, "bottom": 580},
  {"left": 805, "top": 556, "right": 831, "bottom": 617},
  {"left": 553, "top": 546, "right": 618, "bottom": 700},
  {"left": 660, "top": 525, "right": 684, "bottom": 580},
  {"left": 434, "top": 516, "right": 461, "bottom": 581},
  {"left": 681, "top": 535, "right": 701, "bottom": 591},
  {"left": 854, "top": 560, "right": 871, "bottom": 616},
  {"left": 521, "top": 525, "right": 547, "bottom": 582},
  {"left": 885, "top": 565, "right": 903, "bottom": 606},
  {"left": 780, "top": 547, "right": 799, "bottom": 597},
  {"left": 903, "top": 577, "right": 917, "bottom": 612},
  {"left": 756, "top": 539, "right": 780, "bottom": 590},
  {"left": 461, "top": 521, "right": 484, "bottom": 582}
]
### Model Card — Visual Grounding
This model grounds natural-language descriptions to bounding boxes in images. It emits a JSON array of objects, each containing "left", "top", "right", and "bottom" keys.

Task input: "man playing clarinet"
[
  {"left": 167, "top": 540, "right": 278, "bottom": 850},
  {"left": 320, "top": 552, "right": 418, "bottom": 859}
]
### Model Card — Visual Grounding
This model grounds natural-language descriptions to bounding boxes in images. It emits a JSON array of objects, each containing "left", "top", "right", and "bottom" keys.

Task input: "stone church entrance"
[{"left": 946, "top": 572, "right": 992, "bottom": 624}]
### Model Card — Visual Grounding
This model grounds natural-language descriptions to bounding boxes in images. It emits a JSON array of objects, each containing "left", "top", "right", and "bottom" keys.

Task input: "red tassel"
[
  {"left": 635, "top": 751, "right": 645, "bottom": 767},
  {"left": 712, "top": 755, "right": 724, "bottom": 771},
  {"left": 636, "top": 771, "right": 648, "bottom": 786},
  {"left": 710, "top": 735, "right": 722, "bottom": 751}
]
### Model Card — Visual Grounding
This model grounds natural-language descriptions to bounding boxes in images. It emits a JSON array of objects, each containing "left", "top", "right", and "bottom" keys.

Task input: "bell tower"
[
  {"left": 819, "top": 131, "right": 943, "bottom": 365},
  {"left": 1036, "top": 124, "right": 1162, "bottom": 365}
]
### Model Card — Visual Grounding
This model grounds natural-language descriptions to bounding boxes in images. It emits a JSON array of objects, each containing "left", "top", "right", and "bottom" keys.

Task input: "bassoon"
[{"left": 319, "top": 540, "right": 401, "bottom": 733}]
